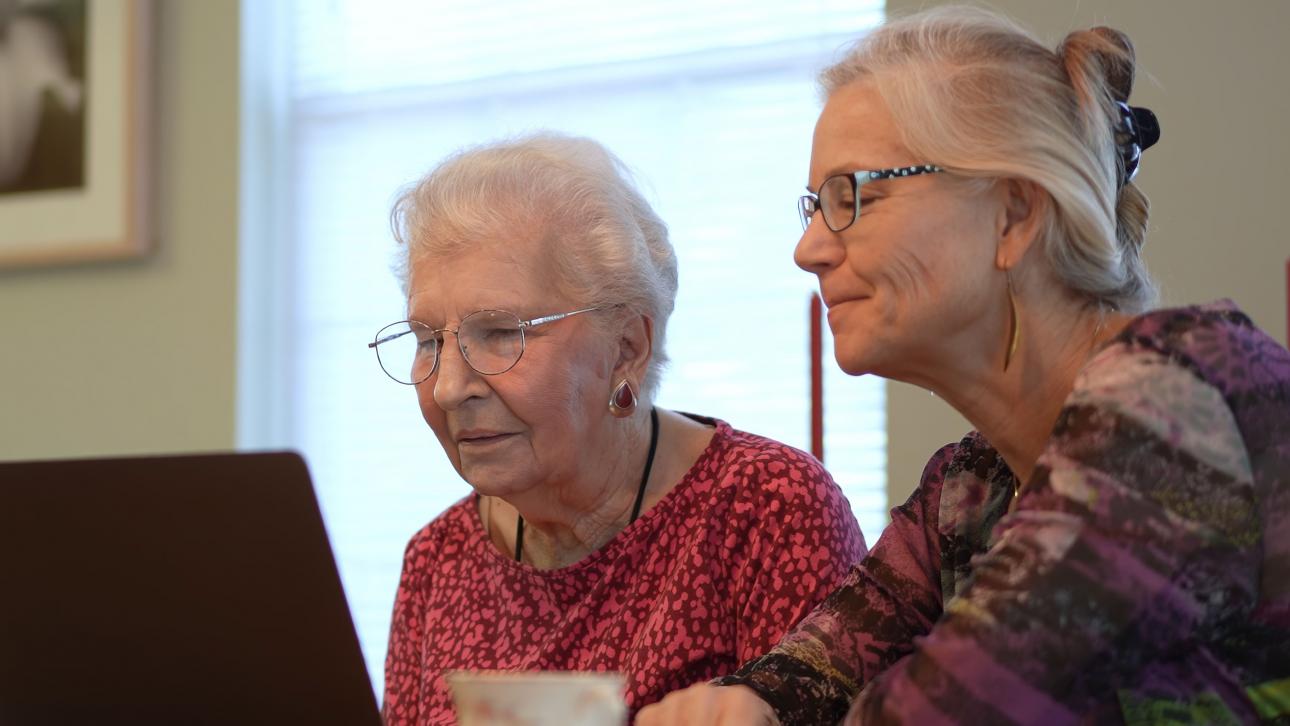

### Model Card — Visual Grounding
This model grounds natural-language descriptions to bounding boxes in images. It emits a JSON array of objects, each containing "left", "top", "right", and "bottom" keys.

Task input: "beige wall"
[
  {"left": 0, "top": 1, "right": 240, "bottom": 460},
  {"left": 2, "top": 1, "right": 1284, "bottom": 509},
  {"left": 884, "top": 0, "right": 1290, "bottom": 506}
]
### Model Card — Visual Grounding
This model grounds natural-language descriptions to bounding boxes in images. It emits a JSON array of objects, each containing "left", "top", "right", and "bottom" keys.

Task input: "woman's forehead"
[
  {"left": 405, "top": 242, "right": 561, "bottom": 318},
  {"left": 812, "top": 82, "right": 910, "bottom": 170}
]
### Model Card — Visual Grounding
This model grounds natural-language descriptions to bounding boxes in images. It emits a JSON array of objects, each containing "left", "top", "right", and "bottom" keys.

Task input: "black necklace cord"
[
  {"left": 514, "top": 406, "right": 660, "bottom": 563},
  {"left": 629, "top": 407, "right": 660, "bottom": 522},
  {"left": 514, "top": 513, "right": 524, "bottom": 562}
]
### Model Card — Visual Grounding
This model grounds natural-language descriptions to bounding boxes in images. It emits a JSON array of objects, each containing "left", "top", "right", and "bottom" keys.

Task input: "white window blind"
[{"left": 243, "top": 0, "right": 885, "bottom": 692}]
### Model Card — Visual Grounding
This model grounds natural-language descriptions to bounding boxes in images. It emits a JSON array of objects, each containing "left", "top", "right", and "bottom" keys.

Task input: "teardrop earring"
[
  {"left": 608, "top": 379, "right": 637, "bottom": 418},
  {"left": 1004, "top": 269, "right": 1020, "bottom": 372}
]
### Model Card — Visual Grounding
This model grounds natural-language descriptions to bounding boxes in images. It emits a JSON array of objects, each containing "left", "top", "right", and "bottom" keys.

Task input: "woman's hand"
[{"left": 635, "top": 684, "right": 780, "bottom": 725}]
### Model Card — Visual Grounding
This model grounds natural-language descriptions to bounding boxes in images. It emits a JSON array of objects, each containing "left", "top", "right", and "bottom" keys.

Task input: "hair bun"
[{"left": 1059, "top": 26, "right": 1137, "bottom": 102}]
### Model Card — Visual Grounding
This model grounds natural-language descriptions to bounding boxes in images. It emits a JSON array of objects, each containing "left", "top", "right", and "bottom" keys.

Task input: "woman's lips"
[
  {"left": 823, "top": 295, "right": 868, "bottom": 308},
  {"left": 457, "top": 433, "right": 517, "bottom": 447},
  {"left": 825, "top": 296, "right": 868, "bottom": 316}
]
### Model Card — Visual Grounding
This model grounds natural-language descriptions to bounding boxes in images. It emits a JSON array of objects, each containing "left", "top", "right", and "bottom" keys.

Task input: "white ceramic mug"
[{"left": 446, "top": 670, "right": 626, "bottom": 726}]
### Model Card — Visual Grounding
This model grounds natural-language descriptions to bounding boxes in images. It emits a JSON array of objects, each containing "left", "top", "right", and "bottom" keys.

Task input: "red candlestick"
[{"left": 810, "top": 292, "right": 825, "bottom": 462}]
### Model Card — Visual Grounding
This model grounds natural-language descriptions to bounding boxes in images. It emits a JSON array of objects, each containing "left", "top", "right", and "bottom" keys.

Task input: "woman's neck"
[
  {"left": 917, "top": 300, "right": 1129, "bottom": 486},
  {"left": 513, "top": 470, "right": 648, "bottom": 569},
  {"left": 482, "top": 409, "right": 714, "bottom": 569},
  {"left": 473, "top": 405, "right": 640, "bottom": 568}
]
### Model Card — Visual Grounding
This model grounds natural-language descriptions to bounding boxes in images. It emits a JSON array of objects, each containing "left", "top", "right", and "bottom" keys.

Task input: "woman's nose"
[
  {"left": 794, "top": 216, "right": 845, "bottom": 275},
  {"left": 430, "top": 336, "right": 487, "bottom": 410}
]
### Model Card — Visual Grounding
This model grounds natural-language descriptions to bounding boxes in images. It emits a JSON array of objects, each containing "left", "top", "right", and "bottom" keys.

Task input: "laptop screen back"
[{"left": 0, "top": 451, "right": 382, "bottom": 726}]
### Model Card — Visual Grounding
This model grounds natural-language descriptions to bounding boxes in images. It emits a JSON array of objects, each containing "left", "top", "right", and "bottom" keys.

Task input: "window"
[{"left": 240, "top": 0, "right": 885, "bottom": 691}]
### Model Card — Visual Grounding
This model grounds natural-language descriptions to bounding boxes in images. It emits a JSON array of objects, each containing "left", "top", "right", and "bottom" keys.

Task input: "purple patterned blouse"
[{"left": 719, "top": 301, "right": 1290, "bottom": 724}]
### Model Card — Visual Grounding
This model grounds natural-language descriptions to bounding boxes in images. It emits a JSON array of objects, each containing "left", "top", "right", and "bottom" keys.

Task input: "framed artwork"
[{"left": 0, "top": 0, "right": 151, "bottom": 269}]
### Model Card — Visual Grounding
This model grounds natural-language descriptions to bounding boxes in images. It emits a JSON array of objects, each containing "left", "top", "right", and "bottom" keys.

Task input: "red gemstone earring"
[{"left": 609, "top": 379, "right": 637, "bottom": 418}]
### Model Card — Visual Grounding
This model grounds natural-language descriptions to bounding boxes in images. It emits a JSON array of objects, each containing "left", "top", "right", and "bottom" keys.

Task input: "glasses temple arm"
[
  {"left": 521, "top": 306, "right": 602, "bottom": 329},
  {"left": 369, "top": 330, "right": 412, "bottom": 348}
]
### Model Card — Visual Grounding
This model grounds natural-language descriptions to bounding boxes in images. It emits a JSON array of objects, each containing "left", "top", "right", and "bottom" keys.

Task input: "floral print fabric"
[{"left": 719, "top": 301, "right": 1290, "bottom": 724}]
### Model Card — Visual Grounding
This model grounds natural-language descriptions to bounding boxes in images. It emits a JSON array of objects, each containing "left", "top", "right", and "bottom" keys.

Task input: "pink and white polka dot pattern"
[{"left": 382, "top": 417, "right": 867, "bottom": 725}]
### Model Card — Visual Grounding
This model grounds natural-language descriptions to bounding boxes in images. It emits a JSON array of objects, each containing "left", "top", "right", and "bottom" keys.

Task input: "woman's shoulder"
[
  {"left": 689, "top": 416, "right": 840, "bottom": 493},
  {"left": 921, "top": 432, "right": 1015, "bottom": 544},
  {"left": 917, "top": 432, "right": 1012, "bottom": 493},
  {"left": 675, "top": 417, "right": 861, "bottom": 534},
  {"left": 1113, "top": 299, "right": 1290, "bottom": 393},
  {"left": 1122, "top": 299, "right": 1254, "bottom": 340},
  {"left": 1072, "top": 301, "right": 1290, "bottom": 488},
  {"left": 663, "top": 413, "right": 842, "bottom": 504},
  {"left": 399, "top": 494, "right": 479, "bottom": 565},
  {"left": 672, "top": 415, "right": 866, "bottom": 565},
  {"left": 1081, "top": 300, "right": 1290, "bottom": 441}
]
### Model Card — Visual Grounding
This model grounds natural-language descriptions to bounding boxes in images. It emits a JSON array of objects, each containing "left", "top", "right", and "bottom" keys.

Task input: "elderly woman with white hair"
[
  {"left": 372, "top": 133, "right": 867, "bottom": 724},
  {"left": 640, "top": 6, "right": 1290, "bottom": 725}
]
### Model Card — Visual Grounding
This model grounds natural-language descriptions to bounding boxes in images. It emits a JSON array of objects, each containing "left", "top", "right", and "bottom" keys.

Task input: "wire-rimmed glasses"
[
  {"left": 798, "top": 164, "right": 944, "bottom": 232},
  {"left": 369, "top": 307, "right": 602, "bottom": 384}
]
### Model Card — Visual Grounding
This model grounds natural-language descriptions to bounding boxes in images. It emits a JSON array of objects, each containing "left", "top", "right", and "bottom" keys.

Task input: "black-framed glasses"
[
  {"left": 368, "top": 306, "right": 602, "bottom": 384},
  {"left": 798, "top": 164, "right": 944, "bottom": 232}
]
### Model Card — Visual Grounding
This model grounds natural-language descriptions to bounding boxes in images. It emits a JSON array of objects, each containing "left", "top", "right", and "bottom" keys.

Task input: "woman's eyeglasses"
[
  {"left": 798, "top": 164, "right": 944, "bottom": 232},
  {"left": 369, "top": 307, "right": 602, "bottom": 384}
]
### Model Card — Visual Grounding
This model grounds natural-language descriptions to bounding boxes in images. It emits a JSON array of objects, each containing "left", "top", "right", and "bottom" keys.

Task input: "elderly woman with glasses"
[
  {"left": 640, "top": 6, "right": 1290, "bottom": 725},
  {"left": 373, "top": 133, "right": 867, "bottom": 724}
]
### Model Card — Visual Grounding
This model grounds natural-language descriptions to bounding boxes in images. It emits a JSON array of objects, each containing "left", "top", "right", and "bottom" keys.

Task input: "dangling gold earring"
[
  {"left": 1004, "top": 269, "right": 1020, "bottom": 372},
  {"left": 608, "top": 379, "right": 637, "bottom": 418}
]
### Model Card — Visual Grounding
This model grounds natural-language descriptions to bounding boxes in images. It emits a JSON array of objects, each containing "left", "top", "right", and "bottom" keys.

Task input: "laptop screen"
[{"left": 0, "top": 451, "right": 382, "bottom": 725}]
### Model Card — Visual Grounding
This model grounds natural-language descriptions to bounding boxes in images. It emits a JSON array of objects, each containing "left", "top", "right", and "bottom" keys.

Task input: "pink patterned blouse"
[{"left": 382, "top": 416, "right": 867, "bottom": 725}]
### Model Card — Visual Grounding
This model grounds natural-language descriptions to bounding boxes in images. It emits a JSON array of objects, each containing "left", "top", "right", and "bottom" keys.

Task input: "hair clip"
[{"left": 1115, "top": 101, "right": 1161, "bottom": 183}]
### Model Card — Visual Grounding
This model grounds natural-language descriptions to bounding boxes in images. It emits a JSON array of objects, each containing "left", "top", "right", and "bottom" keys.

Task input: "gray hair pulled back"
[
  {"left": 822, "top": 5, "right": 1156, "bottom": 312},
  {"left": 390, "top": 132, "right": 678, "bottom": 400}
]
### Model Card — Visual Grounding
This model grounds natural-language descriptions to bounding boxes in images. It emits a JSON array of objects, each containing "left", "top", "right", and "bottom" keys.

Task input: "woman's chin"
[
  {"left": 832, "top": 343, "right": 882, "bottom": 377},
  {"left": 460, "top": 465, "right": 523, "bottom": 498}
]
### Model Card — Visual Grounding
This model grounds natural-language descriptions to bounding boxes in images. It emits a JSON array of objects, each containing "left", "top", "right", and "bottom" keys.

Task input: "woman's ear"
[
  {"left": 994, "top": 178, "right": 1048, "bottom": 270},
  {"left": 612, "top": 313, "right": 654, "bottom": 384}
]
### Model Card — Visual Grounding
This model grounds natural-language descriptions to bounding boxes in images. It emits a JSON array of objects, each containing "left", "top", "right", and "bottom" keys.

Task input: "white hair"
[
  {"left": 390, "top": 132, "right": 678, "bottom": 399},
  {"left": 822, "top": 5, "right": 1156, "bottom": 312}
]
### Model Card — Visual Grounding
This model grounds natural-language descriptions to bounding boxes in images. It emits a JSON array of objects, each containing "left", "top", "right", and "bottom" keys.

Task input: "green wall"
[{"left": 0, "top": 1, "right": 240, "bottom": 460}]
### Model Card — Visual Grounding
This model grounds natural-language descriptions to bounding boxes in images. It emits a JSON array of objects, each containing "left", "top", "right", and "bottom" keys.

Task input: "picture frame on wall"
[{"left": 0, "top": 0, "right": 151, "bottom": 270}]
